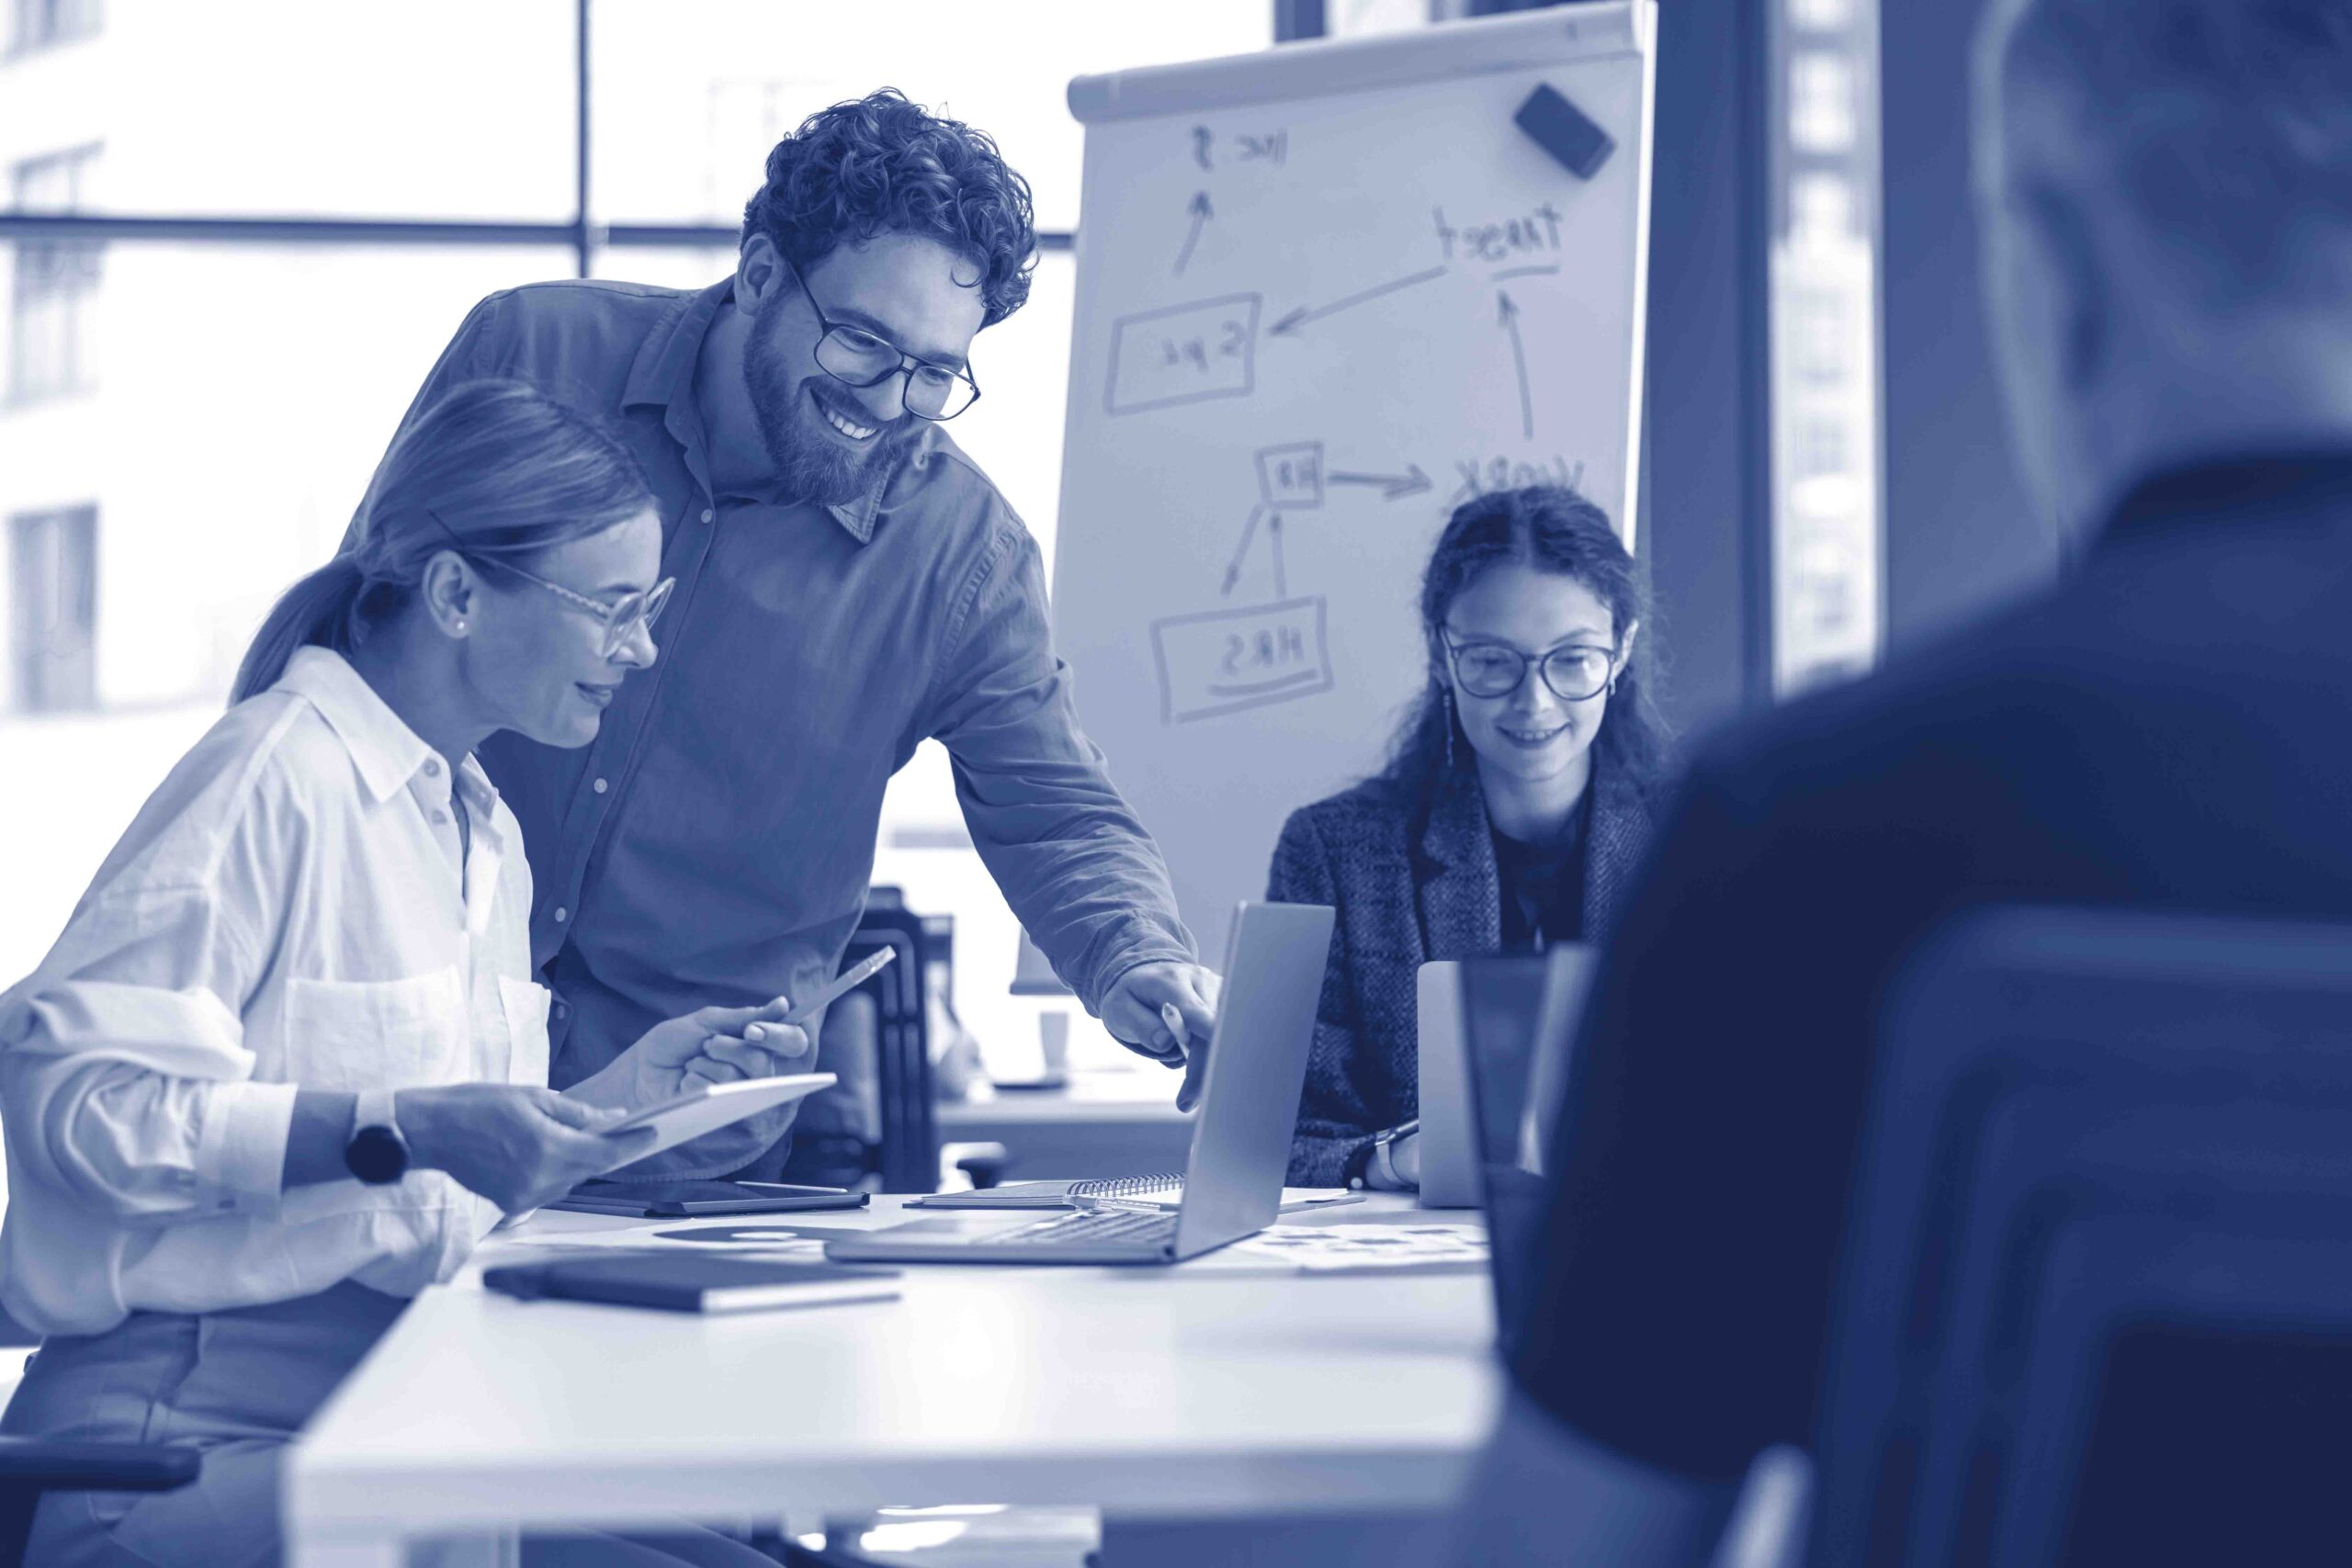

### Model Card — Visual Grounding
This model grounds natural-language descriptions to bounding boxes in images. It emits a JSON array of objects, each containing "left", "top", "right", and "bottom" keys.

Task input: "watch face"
[{"left": 346, "top": 1124, "right": 409, "bottom": 1186}]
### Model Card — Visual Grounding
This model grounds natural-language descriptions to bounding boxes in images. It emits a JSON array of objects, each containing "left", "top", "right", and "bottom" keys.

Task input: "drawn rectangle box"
[
  {"left": 1255, "top": 442, "right": 1324, "bottom": 508},
  {"left": 1104, "top": 293, "right": 1261, "bottom": 417},
  {"left": 1151, "top": 596, "right": 1334, "bottom": 725}
]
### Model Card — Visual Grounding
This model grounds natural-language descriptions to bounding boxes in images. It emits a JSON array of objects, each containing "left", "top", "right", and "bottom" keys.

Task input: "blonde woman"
[{"left": 0, "top": 380, "right": 800, "bottom": 1566}]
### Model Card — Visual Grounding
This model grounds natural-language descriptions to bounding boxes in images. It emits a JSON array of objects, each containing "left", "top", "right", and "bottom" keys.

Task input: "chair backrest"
[
  {"left": 1810, "top": 907, "right": 2352, "bottom": 1568},
  {"left": 778, "top": 891, "right": 937, "bottom": 1193}
]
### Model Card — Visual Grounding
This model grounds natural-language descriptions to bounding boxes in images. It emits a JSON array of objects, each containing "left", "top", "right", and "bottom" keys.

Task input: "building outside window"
[
  {"left": 8, "top": 0, "right": 100, "bottom": 54},
  {"left": 7, "top": 503, "right": 96, "bottom": 712},
  {"left": 8, "top": 145, "right": 102, "bottom": 402}
]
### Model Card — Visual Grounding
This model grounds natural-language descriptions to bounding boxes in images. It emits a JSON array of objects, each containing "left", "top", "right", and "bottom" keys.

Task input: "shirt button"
[
  {"left": 554, "top": 907, "right": 569, "bottom": 923},
  {"left": 432, "top": 810, "right": 448, "bottom": 824},
  {"left": 700, "top": 508, "right": 714, "bottom": 524},
  {"left": 593, "top": 777, "right": 608, "bottom": 794},
  {"left": 424, "top": 760, "right": 441, "bottom": 777},
  {"left": 553, "top": 1000, "right": 568, "bottom": 1017}
]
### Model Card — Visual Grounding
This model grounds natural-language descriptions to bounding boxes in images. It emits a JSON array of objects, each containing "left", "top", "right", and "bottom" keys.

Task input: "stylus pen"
[{"left": 740, "top": 948, "right": 899, "bottom": 1057}]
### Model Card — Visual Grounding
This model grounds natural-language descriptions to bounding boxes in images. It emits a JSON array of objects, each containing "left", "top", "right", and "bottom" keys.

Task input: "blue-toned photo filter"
[{"left": 1515, "top": 83, "right": 1613, "bottom": 180}]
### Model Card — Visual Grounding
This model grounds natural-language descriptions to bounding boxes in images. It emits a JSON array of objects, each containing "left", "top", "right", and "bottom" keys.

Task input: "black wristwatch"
[{"left": 345, "top": 1089, "right": 411, "bottom": 1186}]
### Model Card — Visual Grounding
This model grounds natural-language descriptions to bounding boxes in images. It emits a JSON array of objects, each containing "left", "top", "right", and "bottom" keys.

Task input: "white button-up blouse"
[{"left": 0, "top": 648, "right": 551, "bottom": 1335}]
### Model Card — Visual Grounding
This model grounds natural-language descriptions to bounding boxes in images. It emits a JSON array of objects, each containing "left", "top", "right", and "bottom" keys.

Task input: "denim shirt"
[{"left": 373, "top": 277, "right": 1195, "bottom": 1176}]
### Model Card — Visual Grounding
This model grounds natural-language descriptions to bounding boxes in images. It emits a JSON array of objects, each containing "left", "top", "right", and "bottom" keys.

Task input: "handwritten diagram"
[
  {"left": 1116, "top": 124, "right": 1601, "bottom": 727},
  {"left": 1104, "top": 294, "right": 1261, "bottom": 416}
]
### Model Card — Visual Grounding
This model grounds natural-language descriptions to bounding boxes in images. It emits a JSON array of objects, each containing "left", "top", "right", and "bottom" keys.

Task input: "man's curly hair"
[{"left": 741, "top": 88, "right": 1038, "bottom": 328}]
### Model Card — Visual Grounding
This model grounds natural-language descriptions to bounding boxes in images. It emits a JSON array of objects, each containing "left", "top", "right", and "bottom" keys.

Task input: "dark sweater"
[{"left": 1268, "top": 757, "right": 1655, "bottom": 1186}]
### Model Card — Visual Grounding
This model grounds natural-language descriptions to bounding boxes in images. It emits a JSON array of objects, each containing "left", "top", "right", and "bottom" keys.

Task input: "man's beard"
[{"left": 743, "top": 304, "right": 922, "bottom": 507}]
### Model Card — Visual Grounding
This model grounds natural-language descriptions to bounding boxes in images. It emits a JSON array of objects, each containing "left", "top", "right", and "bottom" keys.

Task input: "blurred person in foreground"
[
  {"left": 1452, "top": 2, "right": 2352, "bottom": 1561},
  {"left": 362, "top": 90, "right": 1218, "bottom": 1183},
  {"left": 0, "top": 380, "right": 802, "bottom": 1565}
]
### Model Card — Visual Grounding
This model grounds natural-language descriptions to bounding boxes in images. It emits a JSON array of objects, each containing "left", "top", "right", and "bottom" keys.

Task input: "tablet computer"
[{"left": 600, "top": 1073, "right": 835, "bottom": 1168}]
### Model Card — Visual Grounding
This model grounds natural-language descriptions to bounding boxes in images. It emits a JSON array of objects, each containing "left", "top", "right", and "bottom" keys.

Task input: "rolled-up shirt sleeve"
[
  {"left": 1, "top": 849, "right": 297, "bottom": 1225},
  {"left": 927, "top": 515, "right": 1196, "bottom": 1012}
]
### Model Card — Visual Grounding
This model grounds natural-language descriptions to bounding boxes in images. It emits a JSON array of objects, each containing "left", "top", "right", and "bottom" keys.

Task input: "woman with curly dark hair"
[
  {"left": 1270, "top": 486, "right": 1671, "bottom": 1189},
  {"left": 355, "top": 87, "right": 1222, "bottom": 1182}
]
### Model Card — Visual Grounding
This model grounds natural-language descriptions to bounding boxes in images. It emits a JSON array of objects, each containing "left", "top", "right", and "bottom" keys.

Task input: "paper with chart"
[{"left": 1053, "top": 6, "right": 1657, "bottom": 955}]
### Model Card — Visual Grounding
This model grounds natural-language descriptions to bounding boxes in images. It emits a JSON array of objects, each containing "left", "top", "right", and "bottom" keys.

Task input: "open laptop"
[
  {"left": 1457, "top": 946, "right": 1595, "bottom": 1354},
  {"left": 1415, "top": 962, "right": 1479, "bottom": 1208},
  {"left": 826, "top": 900, "right": 1337, "bottom": 1267}
]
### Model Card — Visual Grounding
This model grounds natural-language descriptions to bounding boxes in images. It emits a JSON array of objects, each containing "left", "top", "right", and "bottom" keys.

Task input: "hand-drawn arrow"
[
  {"left": 1173, "top": 192, "right": 1214, "bottom": 276},
  {"left": 1220, "top": 505, "right": 1265, "bottom": 596},
  {"left": 1498, "top": 288, "right": 1533, "bottom": 440},
  {"left": 1329, "top": 464, "right": 1433, "bottom": 502},
  {"left": 1267, "top": 265, "right": 1448, "bottom": 337},
  {"left": 1271, "top": 512, "right": 1288, "bottom": 598}
]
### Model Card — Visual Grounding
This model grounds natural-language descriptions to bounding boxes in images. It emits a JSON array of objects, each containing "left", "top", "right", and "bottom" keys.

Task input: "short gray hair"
[{"left": 1975, "top": 0, "right": 2352, "bottom": 302}]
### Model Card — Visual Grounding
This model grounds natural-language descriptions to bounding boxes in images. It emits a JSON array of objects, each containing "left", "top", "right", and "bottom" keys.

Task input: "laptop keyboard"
[{"left": 989, "top": 1209, "right": 1180, "bottom": 1250}]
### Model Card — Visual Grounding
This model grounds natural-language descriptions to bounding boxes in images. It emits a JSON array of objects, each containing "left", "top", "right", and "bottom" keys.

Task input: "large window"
[
  {"left": 8, "top": 146, "right": 100, "bottom": 401},
  {"left": 0, "top": 0, "right": 1274, "bottom": 1047},
  {"left": 1768, "top": 0, "right": 1884, "bottom": 695}
]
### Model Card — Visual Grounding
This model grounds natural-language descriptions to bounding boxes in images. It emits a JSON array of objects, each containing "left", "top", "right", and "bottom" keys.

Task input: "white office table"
[{"left": 286, "top": 1196, "right": 1499, "bottom": 1565}]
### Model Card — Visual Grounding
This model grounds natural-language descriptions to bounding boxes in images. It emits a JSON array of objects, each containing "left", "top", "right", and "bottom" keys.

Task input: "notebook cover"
[{"left": 484, "top": 1252, "right": 900, "bottom": 1314}]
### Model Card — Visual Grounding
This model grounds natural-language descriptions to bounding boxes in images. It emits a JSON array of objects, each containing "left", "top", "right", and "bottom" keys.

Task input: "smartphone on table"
[{"left": 550, "top": 1179, "right": 871, "bottom": 1217}]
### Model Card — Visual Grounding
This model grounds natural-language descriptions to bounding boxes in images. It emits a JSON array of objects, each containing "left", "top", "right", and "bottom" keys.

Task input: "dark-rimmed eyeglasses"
[
  {"left": 789, "top": 265, "right": 981, "bottom": 422},
  {"left": 427, "top": 511, "right": 674, "bottom": 660},
  {"left": 1442, "top": 628, "right": 1620, "bottom": 703}
]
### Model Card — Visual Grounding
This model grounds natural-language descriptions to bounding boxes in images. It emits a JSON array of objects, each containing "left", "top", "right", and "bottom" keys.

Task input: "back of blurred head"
[
  {"left": 232, "top": 379, "right": 652, "bottom": 704},
  {"left": 1974, "top": 0, "right": 2352, "bottom": 541}
]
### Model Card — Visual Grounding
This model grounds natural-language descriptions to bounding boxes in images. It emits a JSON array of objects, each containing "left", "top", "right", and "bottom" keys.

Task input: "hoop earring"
[{"left": 1443, "top": 690, "right": 1456, "bottom": 771}]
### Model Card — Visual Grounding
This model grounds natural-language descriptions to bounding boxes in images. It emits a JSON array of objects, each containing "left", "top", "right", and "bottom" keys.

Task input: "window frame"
[{"left": 0, "top": 3, "right": 1072, "bottom": 278}]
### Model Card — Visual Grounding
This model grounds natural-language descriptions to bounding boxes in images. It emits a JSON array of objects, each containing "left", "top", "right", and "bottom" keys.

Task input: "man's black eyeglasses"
[{"left": 789, "top": 265, "right": 981, "bottom": 422}]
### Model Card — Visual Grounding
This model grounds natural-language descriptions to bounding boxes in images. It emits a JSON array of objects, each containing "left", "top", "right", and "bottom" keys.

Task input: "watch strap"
[{"left": 355, "top": 1089, "right": 400, "bottom": 1140}]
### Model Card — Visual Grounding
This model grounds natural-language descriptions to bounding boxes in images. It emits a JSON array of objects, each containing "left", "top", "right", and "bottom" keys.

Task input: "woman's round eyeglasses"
[
  {"left": 1442, "top": 628, "right": 1619, "bottom": 703},
  {"left": 502, "top": 569, "right": 674, "bottom": 660},
  {"left": 791, "top": 265, "right": 981, "bottom": 422},
  {"left": 427, "top": 512, "right": 674, "bottom": 660}
]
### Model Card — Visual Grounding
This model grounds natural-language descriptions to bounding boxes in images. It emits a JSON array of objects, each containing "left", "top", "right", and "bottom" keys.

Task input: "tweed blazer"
[{"left": 1270, "top": 759, "right": 1655, "bottom": 1187}]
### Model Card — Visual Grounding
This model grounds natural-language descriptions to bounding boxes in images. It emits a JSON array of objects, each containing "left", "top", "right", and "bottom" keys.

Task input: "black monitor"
[{"left": 1458, "top": 945, "right": 1597, "bottom": 1357}]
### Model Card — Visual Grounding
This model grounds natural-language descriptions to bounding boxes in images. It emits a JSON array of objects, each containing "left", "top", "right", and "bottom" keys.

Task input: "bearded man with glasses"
[{"left": 354, "top": 89, "right": 1219, "bottom": 1183}]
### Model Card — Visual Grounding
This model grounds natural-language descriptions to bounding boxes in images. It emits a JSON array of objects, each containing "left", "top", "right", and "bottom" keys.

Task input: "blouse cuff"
[{"left": 193, "top": 1079, "right": 300, "bottom": 1217}]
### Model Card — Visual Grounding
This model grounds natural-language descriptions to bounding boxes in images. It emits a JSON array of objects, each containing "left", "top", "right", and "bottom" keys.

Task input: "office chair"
[
  {"left": 778, "top": 891, "right": 938, "bottom": 1193},
  {"left": 1808, "top": 906, "right": 2352, "bottom": 1568}
]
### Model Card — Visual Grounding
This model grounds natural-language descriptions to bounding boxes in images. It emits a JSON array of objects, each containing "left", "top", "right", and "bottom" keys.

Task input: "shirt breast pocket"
[
  {"left": 280, "top": 968, "right": 469, "bottom": 1092},
  {"left": 496, "top": 976, "right": 551, "bottom": 1089}
]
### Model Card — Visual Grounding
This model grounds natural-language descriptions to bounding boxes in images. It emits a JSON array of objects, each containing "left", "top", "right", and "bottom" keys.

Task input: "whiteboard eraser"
[{"left": 1515, "top": 84, "right": 1614, "bottom": 180}]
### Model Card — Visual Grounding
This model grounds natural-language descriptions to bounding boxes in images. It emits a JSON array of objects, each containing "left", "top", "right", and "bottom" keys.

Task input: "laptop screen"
[{"left": 1460, "top": 945, "right": 1596, "bottom": 1356}]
